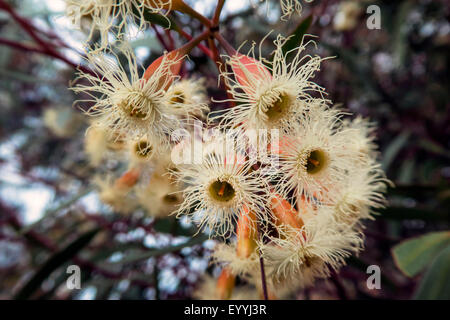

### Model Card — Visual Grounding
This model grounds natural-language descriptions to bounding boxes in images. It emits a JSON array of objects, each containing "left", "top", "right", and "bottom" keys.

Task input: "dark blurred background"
[{"left": 0, "top": 0, "right": 449, "bottom": 300}]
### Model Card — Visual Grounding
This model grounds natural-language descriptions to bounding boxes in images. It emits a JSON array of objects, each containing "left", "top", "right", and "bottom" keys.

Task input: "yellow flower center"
[
  {"left": 305, "top": 149, "right": 328, "bottom": 175},
  {"left": 120, "top": 100, "right": 148, "bottom": 119},
  {"left": 265, "top": 93, "right": 290, "bottom": 122},
  {"left": 118, "top": 91, "right": 155, "bottom": 119},
  {"left": 135, "top": 140, "right": 153, "bottom": 158},
  {"left": 208, "top": 180, "right": 236, "bottom": 203}
]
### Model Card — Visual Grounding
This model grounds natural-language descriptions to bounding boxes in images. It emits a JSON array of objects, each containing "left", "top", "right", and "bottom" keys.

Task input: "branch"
[
  {"left": 0, "top": 0, "right": 95, "bottom": 77},
  {"left": 213, "top": 0, "right": 226, "bottom": 26},
  {"left": 259, "top": 253, "right": 269, "bottom": 300}
]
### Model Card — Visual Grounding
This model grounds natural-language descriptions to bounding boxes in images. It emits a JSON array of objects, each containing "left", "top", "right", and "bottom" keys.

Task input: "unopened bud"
[
  {"left": 230, "top": 54, "right": 272, "bottom": 90},
  {"left": 236, "top": 206, "right": 258, "bottom": 259},
  {"left": 143, "top": 31, "right": 209, "bottom": 90},
  {"left": 216, "top": 268, "right": 235, "bottom": 300},
  {"left": 143, "top": 50, "right": 184, "bottom": 90},
  {"left": 115, "top": 168, "right": 140, "bottom": 190},
  {"left": 270, "top": 194, "right": 304, "bottom": 230}
]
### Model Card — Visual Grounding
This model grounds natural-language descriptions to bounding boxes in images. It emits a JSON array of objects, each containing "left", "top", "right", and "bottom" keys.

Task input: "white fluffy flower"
[
  {"left": 215, "top": 34, "right": 327, "bottom": 132},
  {"left": 94, "top": 174, "right": 138, "bottom": 213},
  {"left": 339, "top": 116, "right": 380, "bottom": 166},
  {"left": 275, "top": 105, "right": 355, "bottom": 204},
  {"left": 136, "top": 172, "right": 182, "bottom": 218},
  {"left": 212, "top": 242, "right": 260, "bottom": 277},
  {"left": 65, "top": 0, "right": 171, "bottom": 48},
  {"left": 260, "top": 211, "right": 363, "bottom": 287},
  {"left": 72, "top": 44, "right": 182, "bottom": 149},
  {"left": 165, "top": 78, "right": 210, "bottom": 119},
  {"left": 327, "top": 164, "right": 389, "bottom": 227},
  {"left": 128, "top": 137, "right": 157, "bottom": 164},
  {"left": 175, "top": 148, "right": 270, "bottom": 238}
]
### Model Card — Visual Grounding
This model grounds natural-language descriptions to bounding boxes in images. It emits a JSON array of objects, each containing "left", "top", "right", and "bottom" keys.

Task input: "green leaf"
[
  {"left": 282, "top": 15, "right": 313, "bottom": 59},
  {"left": 392, "top": 231, "right": 450, "bottom": 278},
  {"left": 392, "top": 1, "right": 414, "bottom": 69},
  {"left": 418, "top": 138, "right": 450, "bottom": 159},
  {"left": 382, "top": 131, "right": 411, "bottom": 171},
  {"left": 414, "top": 245, "right": 450, "bottom": 300},
  {"left": 36, "top": 263, "right": 72, "bottom": 300},
  {"left": 142, "top": 11, "right": 176, "bottom": 30},
  {"left": 397, "top": 159, "right": 415, "bottom": 185},
  {"left": 266, "top": 15, "right": 312, "bottom": 67},
  {"left": 14, "top": 228, "right": 101, "bottom": 300}
]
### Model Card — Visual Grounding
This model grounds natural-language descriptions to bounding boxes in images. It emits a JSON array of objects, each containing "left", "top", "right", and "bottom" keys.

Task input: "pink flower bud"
[{"left": 230, "top": 54, "right": 272, "bottom": 90}]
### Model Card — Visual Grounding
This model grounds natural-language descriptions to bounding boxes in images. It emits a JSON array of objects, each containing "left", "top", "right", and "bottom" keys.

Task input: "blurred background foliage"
[{"left": 0, "top": 0, "right": 449, "bottom": 300}]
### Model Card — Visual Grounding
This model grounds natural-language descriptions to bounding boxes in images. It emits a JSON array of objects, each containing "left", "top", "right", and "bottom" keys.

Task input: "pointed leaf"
[
  {"left": 142, "top": 11, "right": 176, "bottom": 30},
  {"left": 392, "top": 231, "right": 450, "bottom": 277},
  {"left": 282, "top": 15, "right": 313, "bottom": 59},
  {"left": 413, "top": 245, "right": 450, "bottom": 300},
  {"left": 382, "top": 131, "right": 410, "bottom": 171},
  {"left": 14, "top": 228, "right": 101, "bottom": 300}
]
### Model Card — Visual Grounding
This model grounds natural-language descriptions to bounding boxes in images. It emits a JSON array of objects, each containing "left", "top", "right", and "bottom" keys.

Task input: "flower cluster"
[
  {"left": 67, "top": 0, "right": 388, "bottom": 299},
  {"left": 65, "top": 0, "right": 172, "bottom": 48}
]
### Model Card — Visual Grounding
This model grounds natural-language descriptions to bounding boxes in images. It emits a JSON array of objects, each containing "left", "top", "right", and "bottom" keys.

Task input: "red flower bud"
[
  {"left": 270, "top": 194, "right": 304, "bottom": 230},
  {"left": 230, "top": 53, "right": 272, "bottom": 90},
  {"left": 115, "top": 168, "right": 140, "bottom": 190},
  {"left": 143, "top": 50, "right": 184, "bottom": 91},
  {"left": 216, "top": 268, "right": 235, "bottom": 300},
  {"left": 236, "top": 206, "right": 258, "bottom": 259}
]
